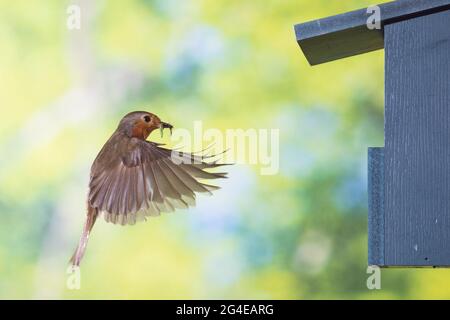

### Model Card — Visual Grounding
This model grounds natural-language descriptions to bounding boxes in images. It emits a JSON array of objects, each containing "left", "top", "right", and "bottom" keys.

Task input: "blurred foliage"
[{"left": 1, "top": 0, "right": 449, "bottom": 299}]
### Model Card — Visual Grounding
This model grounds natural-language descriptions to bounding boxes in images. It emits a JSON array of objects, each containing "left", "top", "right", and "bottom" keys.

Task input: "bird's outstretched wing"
[{"left": 88, "top": 137, "right": 228, "bottom": 225}]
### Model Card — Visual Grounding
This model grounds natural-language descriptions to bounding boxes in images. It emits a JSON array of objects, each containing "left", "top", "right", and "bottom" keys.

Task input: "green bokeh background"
[{"left": 1, "top": 0, "right": 449, "bottom": 299}]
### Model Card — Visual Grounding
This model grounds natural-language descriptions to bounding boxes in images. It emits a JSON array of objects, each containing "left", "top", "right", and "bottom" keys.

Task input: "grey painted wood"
[
  {"left": 368, "top": 148, "right": 385, "bottom": 266},
  {"left": 384, "top": 10, "right": 450, "bottom": 266},
  {"left": 294, "top": 0, "right": 450, "bottom": 65}
]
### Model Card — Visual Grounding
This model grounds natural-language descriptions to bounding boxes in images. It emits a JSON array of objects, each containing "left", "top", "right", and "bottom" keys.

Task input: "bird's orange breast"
[{"left": 131, "top": 121, "right": 152, "bottom": 140}]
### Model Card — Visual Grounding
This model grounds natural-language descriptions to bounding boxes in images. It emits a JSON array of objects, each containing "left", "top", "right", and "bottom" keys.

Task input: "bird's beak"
[{"left": 159, "top": 121, "right": 173, "bottom": 138}]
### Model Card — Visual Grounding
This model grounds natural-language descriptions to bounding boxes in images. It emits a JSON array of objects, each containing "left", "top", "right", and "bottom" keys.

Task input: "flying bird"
[{"left": 70, "top": 111, "right": 228, "bottom": 266}]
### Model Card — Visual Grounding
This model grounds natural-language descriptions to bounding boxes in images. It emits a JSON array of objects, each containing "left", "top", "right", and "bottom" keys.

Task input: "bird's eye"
[{"left": 143, "top": 115, "right": 151, "bottom": 123}]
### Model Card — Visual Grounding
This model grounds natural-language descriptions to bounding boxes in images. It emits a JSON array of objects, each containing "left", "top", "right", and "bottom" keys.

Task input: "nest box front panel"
[{"left": 384, "top": 9, "right": 450, "bottom": 266}]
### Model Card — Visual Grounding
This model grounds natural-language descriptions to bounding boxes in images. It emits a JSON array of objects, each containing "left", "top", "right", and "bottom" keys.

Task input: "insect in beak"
[{"left": 159, "top": 122, "right": 173, "bottom": 138}]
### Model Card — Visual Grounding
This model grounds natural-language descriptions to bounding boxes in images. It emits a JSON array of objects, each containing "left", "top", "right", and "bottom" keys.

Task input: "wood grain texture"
[
  {"left": 294, "top": 0, "right": 450, "bottom": 65},
  {"left": 384, "top": 10, "right": 450, "bottom": 266}
]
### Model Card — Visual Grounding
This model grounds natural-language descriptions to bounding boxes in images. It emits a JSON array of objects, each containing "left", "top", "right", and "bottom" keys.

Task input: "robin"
[{"left": 70, "top": 111, "right": 228, "bottom": 266}]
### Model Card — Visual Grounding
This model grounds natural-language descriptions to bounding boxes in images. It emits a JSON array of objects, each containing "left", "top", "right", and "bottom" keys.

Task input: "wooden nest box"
[{"left": 294, "top": 0, "right": 450, "bottom": 267}]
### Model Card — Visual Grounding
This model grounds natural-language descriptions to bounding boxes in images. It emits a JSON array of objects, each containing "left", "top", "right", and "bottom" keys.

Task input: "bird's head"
[{"left": 118, "top": 111, "right": 173, "bottom": 140}]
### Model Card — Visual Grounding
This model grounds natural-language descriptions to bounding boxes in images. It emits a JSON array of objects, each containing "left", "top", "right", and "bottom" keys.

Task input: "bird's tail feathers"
[{"left": 69, "top": 204, "right": 98, "bottom": 267}]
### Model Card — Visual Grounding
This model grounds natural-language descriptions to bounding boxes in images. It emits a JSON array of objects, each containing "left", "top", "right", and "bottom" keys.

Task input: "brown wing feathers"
[
  {"left": 71, "top": 113, "right": 229, "bottom": 266},
  {"left": 88, "top": 139, "right": 227, "bottom": 225}
]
